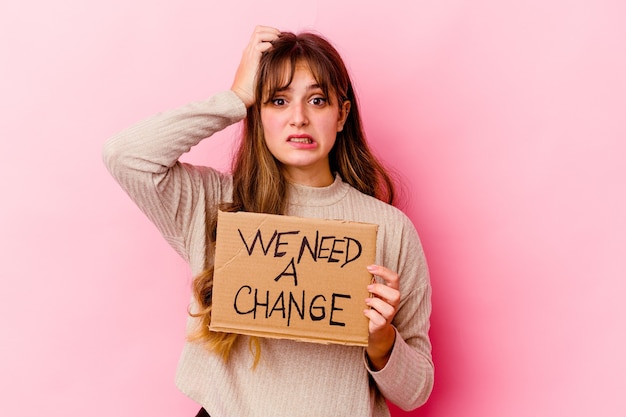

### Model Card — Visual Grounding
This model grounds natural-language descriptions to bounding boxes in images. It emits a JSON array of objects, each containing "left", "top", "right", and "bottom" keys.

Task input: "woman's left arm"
[{"left": 363, "top": 224, "right": 434, "bottom": 410}]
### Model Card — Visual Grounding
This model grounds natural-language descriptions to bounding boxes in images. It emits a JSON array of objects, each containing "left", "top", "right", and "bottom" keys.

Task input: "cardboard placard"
[{"left": 209, "top": 211, "right": 378, "bottom": 346}]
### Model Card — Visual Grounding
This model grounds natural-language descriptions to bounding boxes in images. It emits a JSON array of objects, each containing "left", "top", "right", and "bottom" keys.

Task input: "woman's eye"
[
  {"left": 310, "top": 97, "right": 327, "bottom": 106},
  {"left": 271, "top": 98, "right": 286, "bottom": 106}
]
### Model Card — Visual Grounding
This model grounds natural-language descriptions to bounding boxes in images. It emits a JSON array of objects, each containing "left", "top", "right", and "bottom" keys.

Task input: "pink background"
[{"left": 1, "top": 1, "right": 625, "bottom": 416}]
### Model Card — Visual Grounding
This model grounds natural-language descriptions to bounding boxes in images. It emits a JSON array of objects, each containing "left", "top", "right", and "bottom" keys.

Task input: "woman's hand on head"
[
  {"left": 231, "top": 25, "right": 281, "bottom": 108},
  {"left": 364, "top": 264, "right": 401, "bottom": 371}
]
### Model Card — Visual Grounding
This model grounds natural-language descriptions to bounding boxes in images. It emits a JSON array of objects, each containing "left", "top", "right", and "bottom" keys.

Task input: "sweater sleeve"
[
  {"left": 365, "top": 216, "right": 434, "bottom": 410},
  {"left": 102, "top": 90, "right": 247, "bottom": 260}
]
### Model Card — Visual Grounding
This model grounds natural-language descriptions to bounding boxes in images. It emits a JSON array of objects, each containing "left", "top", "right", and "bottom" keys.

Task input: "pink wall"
[{"left": 1, "top": 1, "right": 624, "bottom": 416}]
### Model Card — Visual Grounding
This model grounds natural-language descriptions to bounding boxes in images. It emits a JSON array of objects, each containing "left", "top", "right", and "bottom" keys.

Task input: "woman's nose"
[{"left": 289, "top": 102, "right": 308, "bottom": 127}]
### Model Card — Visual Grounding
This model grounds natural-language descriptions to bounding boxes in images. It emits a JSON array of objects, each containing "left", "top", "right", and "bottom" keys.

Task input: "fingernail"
[{"left": 366, "top": 265, "right": 377, "bottom": 272}]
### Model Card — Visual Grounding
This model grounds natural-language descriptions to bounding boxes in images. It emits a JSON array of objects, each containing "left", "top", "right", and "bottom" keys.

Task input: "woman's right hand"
[{"left": 231, "top": 25, "right": 281, "bottom": 108}]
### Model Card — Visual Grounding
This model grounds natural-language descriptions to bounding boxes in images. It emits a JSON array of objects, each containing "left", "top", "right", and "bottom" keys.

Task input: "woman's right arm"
[
  {"left": 102, "top": 26, "right": 279, "bottom": 259},
  {"left": 102, "top": 91, "right": 247, "bottom": 258}
]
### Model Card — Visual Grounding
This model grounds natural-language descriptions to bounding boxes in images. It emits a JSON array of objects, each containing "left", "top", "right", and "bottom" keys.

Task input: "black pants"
[{"left": 195, "top": 408, "right": 210, "bottom": 417}]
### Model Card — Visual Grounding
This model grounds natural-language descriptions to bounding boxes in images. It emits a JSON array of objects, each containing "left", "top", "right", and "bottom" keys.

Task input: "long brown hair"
[{"left": 188, "top": 31, "right": 397, "bottom": 365}]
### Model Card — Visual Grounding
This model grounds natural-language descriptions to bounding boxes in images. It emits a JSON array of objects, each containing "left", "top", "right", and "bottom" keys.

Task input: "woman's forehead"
[
  {"left": 265, "top": 58, "right": 327, "bottom": 90},
  {"left": 274, "top": 58, "right": 310, "bottom": 80}
]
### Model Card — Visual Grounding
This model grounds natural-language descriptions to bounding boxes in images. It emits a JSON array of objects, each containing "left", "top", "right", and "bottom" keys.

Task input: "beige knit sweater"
[{"left": 102, "top": 90, "right": 433, "bottom": 416}]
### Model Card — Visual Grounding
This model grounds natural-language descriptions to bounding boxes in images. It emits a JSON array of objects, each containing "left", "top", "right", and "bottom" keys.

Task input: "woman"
[{"left": 103, "top": 25, "right": 433, "bottom": 417}]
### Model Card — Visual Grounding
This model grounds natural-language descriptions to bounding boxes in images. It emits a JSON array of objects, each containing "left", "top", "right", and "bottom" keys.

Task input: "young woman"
[{"left": 103, "top": 25, "right": 433, "bottom": 417}]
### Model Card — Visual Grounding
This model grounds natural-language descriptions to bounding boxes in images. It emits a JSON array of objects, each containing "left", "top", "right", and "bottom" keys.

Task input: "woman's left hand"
[{"left": 364, "top": 264, "right": 401, "bottom": 371}]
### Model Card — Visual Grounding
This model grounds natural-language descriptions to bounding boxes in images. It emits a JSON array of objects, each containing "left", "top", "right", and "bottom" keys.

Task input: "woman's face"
[{"left": 260, "top": 62, "right": 350, "bottom": 187}]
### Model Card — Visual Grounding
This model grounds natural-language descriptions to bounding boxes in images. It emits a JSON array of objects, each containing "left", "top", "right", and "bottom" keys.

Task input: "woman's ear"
[{"left": 337, "top": 100, "right": 351, "bottom": 132}]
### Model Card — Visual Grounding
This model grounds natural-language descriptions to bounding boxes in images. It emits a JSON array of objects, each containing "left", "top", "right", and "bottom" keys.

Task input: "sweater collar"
[{"left": 286, "top": 174, "right": 350, "bottom": 207}]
